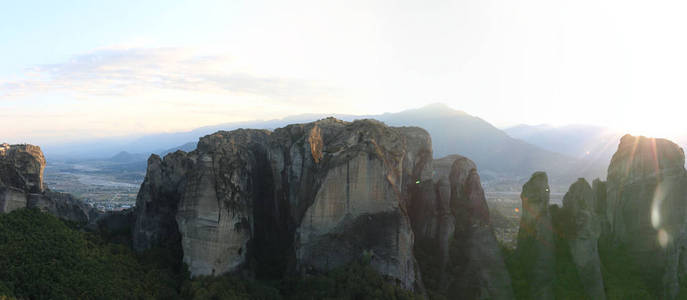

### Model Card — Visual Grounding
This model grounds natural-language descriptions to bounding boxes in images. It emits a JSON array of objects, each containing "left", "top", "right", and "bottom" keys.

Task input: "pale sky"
[{"left": 2, "top": 0, "right": 687, "bottom": 145}]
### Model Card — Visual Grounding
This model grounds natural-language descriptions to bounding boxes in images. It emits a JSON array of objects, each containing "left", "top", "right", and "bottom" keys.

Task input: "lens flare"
[
  {"left": 658, "top": 229, "right": 670, "bottom": 248},
  {"left": 650, "top": 168, "right": 667, "bottom": 230}
]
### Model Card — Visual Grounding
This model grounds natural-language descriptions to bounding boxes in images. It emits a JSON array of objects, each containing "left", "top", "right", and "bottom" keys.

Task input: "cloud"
[{"left": 0, "top": 47, "right": 333, "bottom": 100}]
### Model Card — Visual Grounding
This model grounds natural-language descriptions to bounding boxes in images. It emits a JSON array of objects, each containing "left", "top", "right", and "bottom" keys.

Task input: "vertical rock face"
[
  {"left": 293, "top": 121, "right": 432, "bottom": 289},
  {"left": 132, "top": 119, "right": 433, "bottom": 288},
  {"left": 592, "top": 179, "right": 610, "bottom": 239},
  {"left": 409, "top": 155, "right": 514, "bottom": 299},
  {"left": 605, "top": 134, "right": 687, "bottom": 298},
  {"left": 561, "top": 178, "right": 605, "bottom": 300},
  {"left": 133, "top": 118, "right": 514, "bottom": 293},
  {"left": 133, "top": 152, "right": 193, "bottom": 255},
  {"left": 177, "top": 130, "right": 271, "bottom": 276},
  {"left": 0, "top": 143, "right": 46, "bottom": 194},
  {"left": 517, "top": 172, "right": 555, "bottom": 300}
]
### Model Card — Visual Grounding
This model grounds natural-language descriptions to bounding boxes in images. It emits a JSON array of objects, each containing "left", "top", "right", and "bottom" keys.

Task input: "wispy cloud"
[{"left": 1, "top": 47, "right": 332, "bottom": 99}]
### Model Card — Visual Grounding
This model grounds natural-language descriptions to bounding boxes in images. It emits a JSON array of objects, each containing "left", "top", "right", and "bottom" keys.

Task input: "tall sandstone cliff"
[
  {"left": 605, "top": 134, "right": 687, "bottom": 298},
  {"left": 133, "top": 118, "right": 513, "bottom": 295}
]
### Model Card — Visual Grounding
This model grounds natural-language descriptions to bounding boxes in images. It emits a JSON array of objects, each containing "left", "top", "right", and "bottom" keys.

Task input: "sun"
[{"left": 616, "top": 119, "right": 680, "bottom": 141}]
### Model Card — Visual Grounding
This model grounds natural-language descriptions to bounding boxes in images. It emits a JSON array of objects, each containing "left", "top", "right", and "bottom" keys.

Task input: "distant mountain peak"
[
  {"left": 109, "top": 151, "right": 147, "bottom": 163},
  {"left": 394, "top": 102, "right": 469, "bottom": 117}
]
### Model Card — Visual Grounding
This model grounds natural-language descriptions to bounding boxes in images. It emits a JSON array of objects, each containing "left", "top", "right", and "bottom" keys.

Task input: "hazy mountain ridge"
[
  {"left": 376, "top": 104, "right": 585, "bottom": 184},
  {"left": 504, "top": 124, "right": 623, "bottom": 159},
  {"left": 44, "top": 104, "right": 594, "bottom": 187}
]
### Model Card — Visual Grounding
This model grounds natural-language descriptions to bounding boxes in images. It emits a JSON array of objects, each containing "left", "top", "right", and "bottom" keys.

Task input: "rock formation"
[
  {"left": 605, "top": 134, "right": 687, "bottom": 298},
  {"left": 0, "top": 143, "right": 91, "bottom": 223},
  {"left": 409, "top": 155, "right": 514, "bottom": 299},
  {"left": 592, "top": 179, "right": 609, "bottom": 239},
  {"left": 0, "top": 143, "right": 46, "bottom": 212},
  {"left": 516, "top": 172, "right": 556, "bottom": 300},
  {"left": 133, "top": 151, "right": 192, "bottom": 260},
  {"left": 133, "top": 118, "right": 434, "bottom": 289},
  {"left": 561, "top": 178, "right": 605, "bottom": 300},
  {"left": 132, "top": 118, "right": 514, "bottom": 295}
]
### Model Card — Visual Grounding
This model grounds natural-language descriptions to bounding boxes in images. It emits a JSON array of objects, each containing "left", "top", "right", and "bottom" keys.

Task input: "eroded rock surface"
[
  {"left": 133, "top": 119, "right": 434, "bottom": 288},
  {"left": 516, "top": 171, "right": 555, "bottom": 300},
  {"left": 0, "top": 143, "right": 45, "bottom": 194},
  {"left": 0, "top": 143, "right": 91, "bottom": 223},
  {"left": 561, "top": 178, "right": 605, "bottom": 300},
  {"left": 0, "top": 143, "right": 45, "bottom": 212},
  {"left": 605, "top": 134, "right": 687, "bottom": 298},
  {"left": 132, "top": 118, "right": 517, "bottom": 293}
]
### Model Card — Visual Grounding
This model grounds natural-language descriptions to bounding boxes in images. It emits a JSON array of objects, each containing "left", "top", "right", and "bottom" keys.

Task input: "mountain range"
[{"left": 43, "top": 103, "right": 672, "bottom": 187}]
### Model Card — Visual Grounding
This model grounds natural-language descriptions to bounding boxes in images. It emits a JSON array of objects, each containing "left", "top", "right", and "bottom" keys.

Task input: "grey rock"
[
  {"left": 133, "top": 118, "right": 431, "bottom": 289},
  {"left": 605, "top": 134, "right": 687, "bottom": 299},
  {"left": 409, "top": 155, "right": 514, "bottom": 299},
  {"left": 28, "top": 190, "right": 90, "bottom": 223},
  {"left": 516, "top": 171, "right": 555, "bottom": 300},
  {"left": 0, "top": 143, "right": 90, "bottom": 223},
  {"left": 0, "top": 143, "right": 45, "bottom": 194},
  {"left": 133, "top": 118, "right": 517, "bottom": 293},
  {"left": 0, "top": 143, "right": 46, "bottom": 213},
  {"left": 133, "top": 152, "right": 192, "bottom": 256},
  {"left": 592, "top": 179, "right": 610, "bottom": 239},
  {"left": 561, "top": 178, "right": 605, "bottom": 300}
]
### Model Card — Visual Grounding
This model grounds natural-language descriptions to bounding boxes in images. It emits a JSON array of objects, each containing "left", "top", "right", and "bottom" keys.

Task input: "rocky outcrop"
[
  {"left": 132, "top": 118, "right": 517, "bottom": 293},
  {"left": 133, "top": 151, "right": 192, "bottom": 261},
  {"left": 409, "top": 155, "right": 514, "bottom": 299},
  {"left": 0, "top": 143, "right": 46, "bottom": 212},
  {"left": 28, "top": 190, "right": 91, "bottom": 223},
  {"left": 133, "top": 118, "right": 434, "bottom": 289},
  {"left": 0, "top": 143, "right": 45, "bottom": 194},
  {"left": 0, "top": 143, "right": 91, "bottom": 223},
  {"left": 516, "top": 172, "right": 556, "bottom": 300},
  {"left": 605, "top": 135, "right": 687, "bottom": 298},
  {"left": 561, "top": 178, "right": 605, "bottom": 300},
  {"left": 592, "top": 179, "right": 609, "bottom": 238}
]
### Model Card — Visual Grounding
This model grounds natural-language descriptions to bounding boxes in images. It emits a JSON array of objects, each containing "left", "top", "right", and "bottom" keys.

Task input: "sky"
[{"left": 2, "top": 0, "right": 687, "bottom": 145}]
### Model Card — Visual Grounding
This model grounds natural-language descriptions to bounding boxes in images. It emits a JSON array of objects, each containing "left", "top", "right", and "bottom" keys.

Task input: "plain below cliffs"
[{"left": 132, "top": 118, "right": 514, "bottom": 296}]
